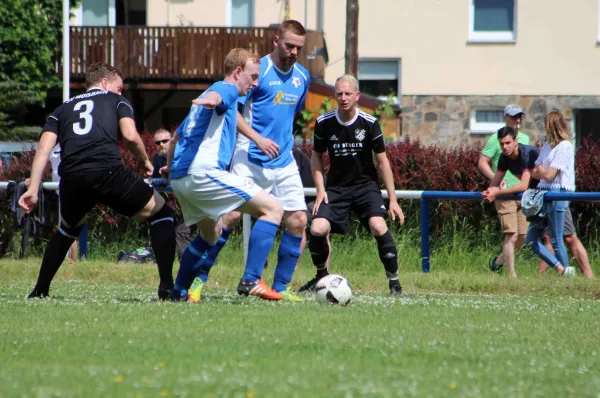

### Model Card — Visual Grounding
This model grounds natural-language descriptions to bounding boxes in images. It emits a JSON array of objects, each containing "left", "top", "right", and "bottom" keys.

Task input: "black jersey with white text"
[
  {"left": 313, "top": 108, "right": 386, "bottom": 188},
  {"left": 41, "top": 88, "right": 134, "bottom": 176}
]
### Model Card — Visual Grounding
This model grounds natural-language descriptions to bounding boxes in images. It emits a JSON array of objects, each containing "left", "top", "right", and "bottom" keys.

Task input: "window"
[
  {"left": 227, "top": 0, "right": 254, "bottom": 27},
  {"left": 357, "top": 59, "right": 401, "bottom": 105},
  {"left": 598, "top": 0, "right": 600, "bottom": 42},
  {"left": 468, "top": 0, "right": 517, "bottom": 43},
  {"left": 470, "top": 109, "right": 505, "bottom": 134}
]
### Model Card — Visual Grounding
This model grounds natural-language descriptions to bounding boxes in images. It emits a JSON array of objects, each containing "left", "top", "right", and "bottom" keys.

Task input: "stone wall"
[{"left": 400, "top": 95, "right": 600, "bottom": 146}]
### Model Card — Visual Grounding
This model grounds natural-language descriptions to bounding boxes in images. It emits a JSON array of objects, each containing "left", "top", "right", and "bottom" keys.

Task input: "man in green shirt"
[{"left": 477, "top": 104, "right": 529, "bottom": 276}]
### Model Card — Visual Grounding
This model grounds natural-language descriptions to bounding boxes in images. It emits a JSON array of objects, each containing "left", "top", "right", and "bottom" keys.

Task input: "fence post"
[
  {"left": 79, "top": 224, "right": 88, "bottom": 260},
  {"left": 243, "top": 213, "right": 251, "bottom": 265},
  {"left": 420, "top": 197, "right": 430, "bottom": 273}
]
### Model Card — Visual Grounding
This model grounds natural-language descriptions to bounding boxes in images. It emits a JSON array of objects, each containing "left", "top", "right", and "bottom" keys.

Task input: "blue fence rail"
[{"left": 1, "top": 181, "right": 598, "bottom": 271}]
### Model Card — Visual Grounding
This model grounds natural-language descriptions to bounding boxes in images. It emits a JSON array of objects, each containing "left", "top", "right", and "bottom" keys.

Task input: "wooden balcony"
[{"left": 63, "top": 26, "right": 326, "bottom": 89}]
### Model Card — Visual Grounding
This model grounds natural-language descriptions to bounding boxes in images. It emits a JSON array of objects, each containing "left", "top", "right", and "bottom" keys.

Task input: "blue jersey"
[
  {"left": 170, "top": 81, "right": 239, "bottom": 179},
  {"left": 237, "top": 55, "right": 310, "bottom": 169}
]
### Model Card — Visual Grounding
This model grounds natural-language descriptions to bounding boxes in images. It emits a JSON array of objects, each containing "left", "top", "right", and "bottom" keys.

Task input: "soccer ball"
[{"left": 315, "top": 274, "right": 352, "bottom": 305}]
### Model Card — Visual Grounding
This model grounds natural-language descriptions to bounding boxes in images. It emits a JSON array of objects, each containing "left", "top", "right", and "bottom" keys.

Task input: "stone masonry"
[{"left": 400, "top": 95, "right": 600, "bottom": 146}]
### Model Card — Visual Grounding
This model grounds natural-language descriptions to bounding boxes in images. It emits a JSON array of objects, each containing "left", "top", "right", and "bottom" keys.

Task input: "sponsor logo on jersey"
[
  {"left": 355, "top": 129, "right": 366, "bottom": 141},
  {"left": 269, "top": 80, "right": 282, "bottom": 86},
  {"left": 273, "top": 90, "right": 298, "bottom": 106}
]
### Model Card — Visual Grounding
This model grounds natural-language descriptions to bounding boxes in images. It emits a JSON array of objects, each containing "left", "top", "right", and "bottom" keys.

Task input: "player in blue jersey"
[
  {"left": 162, "top": 48, "right": 285, "bottom": 302},
  {"left": 187, "top": 20, "right": 310, "bottom": 301}
]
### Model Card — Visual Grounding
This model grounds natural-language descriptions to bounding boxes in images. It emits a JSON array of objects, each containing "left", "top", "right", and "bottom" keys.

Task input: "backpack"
[
  {"left": 521, "top": 189, "right": 547, "bottom": 227},
  {"left": 117, "top": 247, "right": 156, "bottom": 264}
]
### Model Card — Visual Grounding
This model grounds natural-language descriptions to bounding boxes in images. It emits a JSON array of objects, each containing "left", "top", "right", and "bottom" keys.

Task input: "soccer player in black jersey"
[
  {"left": 19, "top": 63, "right": 176, "bottom": 300},
  {"left": 298, "top": 75, "right": 406, "bottom": 295}
]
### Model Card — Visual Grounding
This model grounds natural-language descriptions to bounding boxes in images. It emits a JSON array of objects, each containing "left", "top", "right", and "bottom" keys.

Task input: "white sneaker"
[{"left": 563, "top": 266, "right": 576, "bottom": 278}]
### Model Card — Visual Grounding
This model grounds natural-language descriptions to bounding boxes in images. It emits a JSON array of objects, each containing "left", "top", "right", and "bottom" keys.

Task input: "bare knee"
[
  {"left": 135, "top": 191, "right": 165, "bottom": 221},
  {"left": 564, "top": 234, "right": 576, "bottom": 247},
  {"left": 285, "top": 210, "right": 307, "bottom": 235},
  {"left": 368, "top": 217, "right": 388, "bottom": 236},
  {"left": 222, "top": 211, "right": 242, "bottom": 229},
  {"left": 198, "top": 218, "right": 221, "bottom": 244},
  {"left": 310, "top": 218, "right": 331, "bottom": 237},
  {"left": 257, "top": 197, "right": 284, "bottom": 224},
  {"left": 504, "top": 232, "right": 518, "bottom": 245}
]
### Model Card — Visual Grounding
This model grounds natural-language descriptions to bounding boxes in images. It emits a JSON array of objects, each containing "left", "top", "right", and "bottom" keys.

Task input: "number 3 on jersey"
[{"left": 73, "top": 100, "right": 94, "bottom": 135}]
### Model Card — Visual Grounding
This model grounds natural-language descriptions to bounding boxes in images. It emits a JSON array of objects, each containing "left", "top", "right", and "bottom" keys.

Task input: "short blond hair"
[
  {"left": 223, "top": 48, "right": 261, "bottom": 76},
  {"left": 277, "top": 20, "right": 306, "bottom": 37},
  {"left": 335, "top": 75, "right": 359, "bottom": 91}
]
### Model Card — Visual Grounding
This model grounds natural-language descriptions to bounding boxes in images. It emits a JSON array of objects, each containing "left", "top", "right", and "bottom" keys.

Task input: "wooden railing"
[{"left": 64, "top": 26, "right": 326, "bottom": 82}]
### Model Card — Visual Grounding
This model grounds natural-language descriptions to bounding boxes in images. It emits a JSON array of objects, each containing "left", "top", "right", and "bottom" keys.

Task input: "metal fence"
[{"left": 2, "top": 181, "right": 597, "bottom": 272}]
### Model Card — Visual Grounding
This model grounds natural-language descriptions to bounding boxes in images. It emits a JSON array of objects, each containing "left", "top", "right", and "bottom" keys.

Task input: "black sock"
[
  {"left": 149, "top": 206, "right": 176, "bottom": 288},
  {"left": 33, "top": 231, "right": 75, "bottom": 294},
  {"left": 375, "top": 231, "right": 399, "bottom": 279},
  {"left": 308, "top": 234, "right": 329, "bottom": 277}
]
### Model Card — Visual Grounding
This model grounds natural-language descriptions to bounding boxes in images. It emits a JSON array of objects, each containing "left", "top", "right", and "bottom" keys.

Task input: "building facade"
[{"left": 68, "top": 0, "right": 600, "bottom": 145}]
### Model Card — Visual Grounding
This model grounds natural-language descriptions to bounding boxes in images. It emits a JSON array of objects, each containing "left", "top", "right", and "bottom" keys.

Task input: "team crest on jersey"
[
  {"left": 355, "top": 129, "right": 366, "bottom": 141},
  {"left": 292, "top": 76, "right": 301, "bottom": 88}
]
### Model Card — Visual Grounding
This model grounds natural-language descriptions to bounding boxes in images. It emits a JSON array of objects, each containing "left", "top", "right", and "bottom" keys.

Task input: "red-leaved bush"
[{"left": 2, "top": 134, "right": 600, "bottom": 257}]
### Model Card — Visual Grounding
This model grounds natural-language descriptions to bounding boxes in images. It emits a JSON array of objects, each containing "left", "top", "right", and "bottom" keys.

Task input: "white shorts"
[
  {"left": 231, "top": 155, "right": 307, "bottom": 211},
  {"left": 171, "top": 170, "right": 261, "bottom": 226}
]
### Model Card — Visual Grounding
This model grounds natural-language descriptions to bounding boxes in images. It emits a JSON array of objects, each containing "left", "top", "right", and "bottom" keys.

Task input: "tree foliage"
[{"left": 0, "top": 0, "right": 82, "bottom": 140}]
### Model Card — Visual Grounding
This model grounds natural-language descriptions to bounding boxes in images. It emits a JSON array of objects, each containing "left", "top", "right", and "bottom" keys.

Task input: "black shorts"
[
  {"left": 314, "top": 181, "right": 387, "bottom": 234},
  {"left": 59, "top": 165, "right": 154, "bottom": 226}
]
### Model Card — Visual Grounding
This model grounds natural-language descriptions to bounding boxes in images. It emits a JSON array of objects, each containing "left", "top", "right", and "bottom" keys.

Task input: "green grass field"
[{"left": 2, "top": 235, "right": 600, "bottom": 397}]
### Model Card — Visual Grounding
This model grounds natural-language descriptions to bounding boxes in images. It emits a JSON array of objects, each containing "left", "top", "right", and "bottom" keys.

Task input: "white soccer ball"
[{"left": 315, "top": 274, "right": 352, "bottom": 305}]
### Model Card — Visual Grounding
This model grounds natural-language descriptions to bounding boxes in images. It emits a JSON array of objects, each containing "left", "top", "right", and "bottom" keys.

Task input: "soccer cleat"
[
  {"left": 488, "top": 256, "right": 503, "bottom": 274},
  {"left": 279, "top": 287, "right": 303, "bottom": 302},
  {"left": 27, "top": 288, "right": 49, "bottom": 299},
  {"left": 298, "top": 272, "right": 328, "bottom": 293},
  {"left": 389, "top": 280, "right": 405, "bottom": 295},
  {"left": 187, "top": 278, "right": 204, "bottom": 303},
  {"left": 158, "top": 283, "right": 174, "bottom": 301},
  {"left": 237, "top": 279, "right": 283, "bottom": 300}
]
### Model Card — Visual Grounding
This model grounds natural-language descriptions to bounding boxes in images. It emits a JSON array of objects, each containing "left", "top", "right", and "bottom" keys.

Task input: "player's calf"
[
  {"left": 28, "top": 221, "right": 85, "bottom": 298},
  {"left": 299, "top": 232, "right": 330, "bottom": 293},
  {"left": 373, "top": 229, "right": 404, "bottom": 295},
  {"left": 146, "top": 203, "right": 176, "bottom": 299}
]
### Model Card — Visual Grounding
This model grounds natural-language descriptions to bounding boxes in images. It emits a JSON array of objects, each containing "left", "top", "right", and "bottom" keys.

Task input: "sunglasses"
[{"left": 155, "top": 139, "right": 170, "bottom": 145}]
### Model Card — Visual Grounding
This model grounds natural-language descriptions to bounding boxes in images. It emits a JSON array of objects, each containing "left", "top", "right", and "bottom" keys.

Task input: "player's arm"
[
  {"left": 18, "top": 131, "right": 57, "bottom": 213},
  {"left": 119, "top": 117, "right": 152, "bottom": 177},
  {"left": 311, "top": 150, "right": 327, "bottom": 215},
  {"left": 161, "top": 130, "right": 180, "bottom": 179},
  {"left": 191, "top": 91, "right": 222, "bottom": 109},
  {"left": 236, "top": 113, "right": 279, "bottom": 159}
]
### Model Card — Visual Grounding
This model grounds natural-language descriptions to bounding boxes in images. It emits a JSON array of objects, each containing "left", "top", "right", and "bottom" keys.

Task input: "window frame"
[
  {"left": 357, "top": 58, "right": 402, "bottom": 106},
  {"left": 468, "top": 0, "right": 518, "bottom": 43},
  {"left": 469, "top": 109, "right": 505, "bottom": 134},
  {"left": 226, "top": 0, "right": 254, "bottom": 28}
]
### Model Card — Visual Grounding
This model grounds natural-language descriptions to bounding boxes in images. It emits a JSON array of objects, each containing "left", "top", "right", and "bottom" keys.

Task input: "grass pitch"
[{"left": 1, "top": 255, "right": 600, "bottom": 397}]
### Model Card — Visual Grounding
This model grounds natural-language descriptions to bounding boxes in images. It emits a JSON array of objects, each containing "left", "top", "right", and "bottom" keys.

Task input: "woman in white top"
[{"left": 526, "top": 111, "right": 575, "bottom": 276}]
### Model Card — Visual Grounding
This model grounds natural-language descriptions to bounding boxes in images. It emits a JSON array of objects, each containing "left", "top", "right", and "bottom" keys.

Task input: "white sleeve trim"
[{"left": 117, "top": 101, "right": 134, "bottom": 112}]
